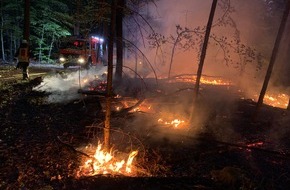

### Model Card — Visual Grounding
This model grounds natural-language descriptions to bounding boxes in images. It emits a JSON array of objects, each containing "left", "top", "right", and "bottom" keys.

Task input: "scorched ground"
[{"left": 0, "top": 65, "right": 290, "bottom": 189}]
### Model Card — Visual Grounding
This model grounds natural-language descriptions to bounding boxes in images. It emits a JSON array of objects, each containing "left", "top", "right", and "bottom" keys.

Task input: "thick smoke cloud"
[{"left": 125, "top": 0, "right": 289, "bottom": 102}]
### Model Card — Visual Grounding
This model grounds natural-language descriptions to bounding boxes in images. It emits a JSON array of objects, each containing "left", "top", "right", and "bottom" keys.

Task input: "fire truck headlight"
[
  {"left": 78, "top": 57, "right": 85, "bottom": 64},
  {"left": 59, "top": 57, "right": 65, "bottom": 62}
]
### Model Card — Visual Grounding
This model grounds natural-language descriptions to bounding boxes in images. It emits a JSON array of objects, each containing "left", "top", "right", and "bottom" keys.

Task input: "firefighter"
[{"left": 15, "top": 39, "right": 32, "bottom": 80}]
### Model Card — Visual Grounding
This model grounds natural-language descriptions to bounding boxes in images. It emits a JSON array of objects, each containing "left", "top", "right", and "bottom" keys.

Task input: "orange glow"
[
  {"left": 170, "top": 75, "right": 232, "bottom": 86},
  {"left": 77, "top": 142, "right": 138, "bottom": 177},
  {"left": 158, "top": 118, "right": 186, "bottom": 128},
  {"left": 263, "top": 93, "right": 289, "bottom": 109},
  {"left": 118, "top": 99, "right": 155, "bottom": 113},
  {"left": 247, "top": 141, "right": 264, "bottom": 147},
  {"left": 252, "top": 93, "right": 289, "bottom": 109}
]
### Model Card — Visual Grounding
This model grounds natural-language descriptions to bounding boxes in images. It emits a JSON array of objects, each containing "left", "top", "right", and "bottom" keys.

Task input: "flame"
[
  {"left": 263, "top": 93, "right": 289, "bottom": 109},
  {"left": 77, "top": 142, "right": 138, "bottom": 177},
  {"left": 158, "top": 118, "right": 186, "bottom": 128},
  {"left": 119, "top": 100, "right": 155, "bottom": 113},
  {"left": 252, "top": 93, "right": 289, "bottom": 109},
  {"left": 170, "top": 75, "right": 232, "bottom": 86},
  {"left": 200, "top": 77, "right": 232, "bottom": 86}
]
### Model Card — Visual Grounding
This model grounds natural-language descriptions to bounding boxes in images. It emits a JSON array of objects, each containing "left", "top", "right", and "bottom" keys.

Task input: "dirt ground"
[{"left": 1, "top": 64, "right": 290, "bottom": 189}]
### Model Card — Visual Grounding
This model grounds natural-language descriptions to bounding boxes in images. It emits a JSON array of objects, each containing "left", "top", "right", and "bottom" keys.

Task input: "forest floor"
[{"left": 0, "top": 64, "right": 290, "bottom": 190}]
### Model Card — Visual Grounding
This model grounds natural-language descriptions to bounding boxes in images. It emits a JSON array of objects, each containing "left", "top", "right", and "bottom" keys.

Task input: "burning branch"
[{"left": 112, "top": 98, "right": 145, "bottom": 116}]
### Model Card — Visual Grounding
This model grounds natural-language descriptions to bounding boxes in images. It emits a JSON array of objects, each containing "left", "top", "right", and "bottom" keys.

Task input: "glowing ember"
[
  {"left": 119, "top": 99, "right": 155, "bottom": 113},
  {"left": 263, "top": 93, "right": 289, "bottom": 109},
  {"left": 200, "top": 77, "right": 232, "bottom": 86},
  {"left": 130, "top": 104, "right": 152, "bottom": 113},
  {"left": 244, "top": 141, "right": 264, "bottom": 153},
  {"left": 252, "top": 93, "right": 289, "bottom": 109},
  {"left": 158, "top": 118, "right": 186, "bottom": 128},
  {"left": 77, "top": 142, "right": 138, "bottom": 177},
  {"left": 246, "top": 141, "right": 264, "bottom": 147},
  {"left": 170, "top": 75, "right": 232, "bottom": 86}
]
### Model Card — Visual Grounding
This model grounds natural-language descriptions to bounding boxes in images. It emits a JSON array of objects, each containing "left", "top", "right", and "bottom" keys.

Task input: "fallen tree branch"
[
  {"left": 112, "top": 98, "right": 145, "bottom": 116},
  {"left": 187, "top": 135, "right": 290, "bottom": 159},
  {"left": 57, "top": 136, "right": 91, "bottom": 158}
]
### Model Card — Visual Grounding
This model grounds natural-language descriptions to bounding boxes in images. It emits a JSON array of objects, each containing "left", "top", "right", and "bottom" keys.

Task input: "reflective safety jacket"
[{"left": 18, "top": 47, "right": 29, "bottom": 62}]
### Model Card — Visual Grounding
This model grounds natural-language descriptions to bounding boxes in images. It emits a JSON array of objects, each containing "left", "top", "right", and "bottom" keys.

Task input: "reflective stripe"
[{"left": 18, "top": 47, "right": 29, "bottom": 62}]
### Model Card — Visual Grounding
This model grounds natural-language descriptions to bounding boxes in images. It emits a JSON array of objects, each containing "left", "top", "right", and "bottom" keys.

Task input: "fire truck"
[{"left": 58, "top": 35, "right": 104, "bottom": 69}]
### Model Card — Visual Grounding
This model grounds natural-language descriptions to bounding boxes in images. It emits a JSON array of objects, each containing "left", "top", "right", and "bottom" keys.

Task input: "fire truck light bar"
[{"left": 91, "top": 36, "right": 104, "bottom": 43}]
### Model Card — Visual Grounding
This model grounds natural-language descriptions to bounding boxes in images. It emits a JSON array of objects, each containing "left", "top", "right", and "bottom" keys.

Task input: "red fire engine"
[{"left": 58, "top": 35, "right": 104, "bottom": 69}]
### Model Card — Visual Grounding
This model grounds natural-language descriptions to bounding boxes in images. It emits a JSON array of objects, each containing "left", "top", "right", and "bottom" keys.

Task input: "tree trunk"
[
  {"left": 190, "top": 0, "right": 217, "bottom": 123},
  {"left": 48, "top": 32, "right": 55, "bottom": 63},
  {"left": 100, "top": 0, "right": 108, "bottom": 65},
  {"left": 104, "top": 0, "right": 116, "bottom": 151},
  {"left": 0, "top": 13, "right": 5, "bottom": 63},
  {"left": 193, "top": 0, "right": 217, "bottom": 102},
  {"left": 168, "top": 36, "right": 179, "bottom": 79},
  {"left": 74, "top": 0, "right": 81, "bottom": 36},
  {"left": 38, "top": 25, "right": 44, "bottom": 63},
  {"left": 115, "top": 0, "right": 125, "bottom": 81},
  {"left": 23, "top": 0, "right": 30, "bottom": 42},
  {"left": 254, "top": 0, "right": 290, "bottom": 119}
]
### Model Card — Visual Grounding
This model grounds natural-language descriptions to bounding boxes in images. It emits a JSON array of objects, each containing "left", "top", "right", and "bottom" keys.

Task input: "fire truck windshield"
[{"left": 60, "top": 40, "right": 87, "bottom": 50}]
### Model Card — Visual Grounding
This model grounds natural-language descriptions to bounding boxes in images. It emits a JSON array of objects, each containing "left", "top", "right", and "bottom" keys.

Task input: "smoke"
[
  {"left": 33, "top": 66, "right": 107, "bottom": 103},
  {"left": 31, "top": 0, "right": 289, "bottom": 146},
  {"left": 127, "top": 0, "right": 288, "bottom": 88}
]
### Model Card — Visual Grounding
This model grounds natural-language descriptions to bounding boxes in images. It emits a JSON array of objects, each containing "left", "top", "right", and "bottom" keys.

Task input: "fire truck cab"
[{"left": 58, "top": 35, "right": 104, "bottom": 69}]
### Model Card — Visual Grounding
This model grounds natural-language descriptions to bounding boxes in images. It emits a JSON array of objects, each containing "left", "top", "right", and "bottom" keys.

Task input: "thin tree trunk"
[
  {"left": 104, "top": 0, "right": 116, "bottom": 151},
  {"left": 190, "top": 0, "right": 217, "bottom": 123},
  {"left": 74, "top": 0, "right": 81, "bottom": 36},
  {"left": 9, "top": 32, "right": 13, "bottom": 61},
  {"left": 254, "top": 0, "right": 290, "bottom": 119},
  {"left": 0, "top": 14, "right": 5, "bottom": 63},
  {"left": 48, "top": 32, "right": 55, "bottom": 63},
  {"left": 38, "top": 25, "right": 45, "bottom": 63},
  {"left": 0, "top": 0, "right": 6, "bottom": 63},
  {"left": 168, "top": 38, "right": 178, "bottom": 79},
  {"left": 100, "top": 0, "right": 108, "bottom": 64},
  {"left": 168, "top": 29, "right": 189, "bottom": 79},
  {"left": 23, "top": 0, "right": 30, "bottom": 41},
  {"left": 193, "top": 0, "right": 217, "bottom": 102},
  {"left": 115, "top": 0, "right": 125, "bottom": 81}
]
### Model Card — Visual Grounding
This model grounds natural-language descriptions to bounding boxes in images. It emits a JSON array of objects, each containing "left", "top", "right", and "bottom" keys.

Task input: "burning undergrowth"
[
  {"left": 31, "top": 67, "right": 290, "bottom": 179},
  {"left": 2, "top": 66, "right": 290, "bottom": 189},
  {"left": 76, "top": 141, "right": 139, "bottom": 177},
  {"left": 74, "top": 122, "right": 154, "bottom": 178}
]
